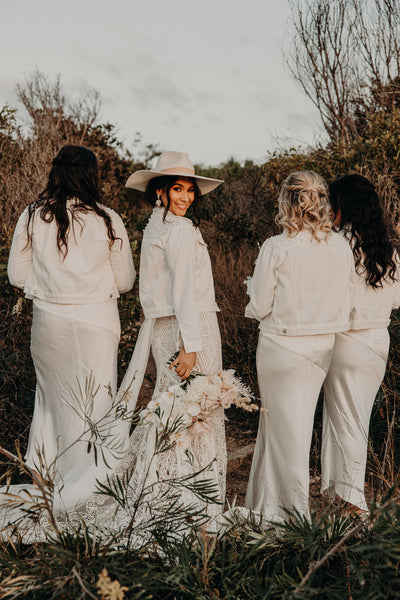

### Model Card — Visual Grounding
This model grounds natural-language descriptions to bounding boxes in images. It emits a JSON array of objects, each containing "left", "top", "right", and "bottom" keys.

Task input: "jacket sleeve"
[
  {"left": 165, "top": 224, "right": 203, "bottom": 353},
  {"left": 7, "top": 209, "right": 32, "bottom": 290},
  {"left": 245, "top": 241, "right": 277, "bottom": 321},
  {"left": 109, "top": 212, "right": 136, "bottom": 293}
]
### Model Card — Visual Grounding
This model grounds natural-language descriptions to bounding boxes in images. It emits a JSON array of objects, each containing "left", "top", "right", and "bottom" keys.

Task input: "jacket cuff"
[
  {"left": 245, "top": 306, "right": 259, "bottom": 321},
  {"left": 183, "top": 340, "right": 203, "bottom": 353}
]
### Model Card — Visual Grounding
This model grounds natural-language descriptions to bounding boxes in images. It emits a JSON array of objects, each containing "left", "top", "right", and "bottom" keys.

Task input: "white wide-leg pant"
[
  {"left": 321, "top": 328, "right": 389, "bottom": 510},
  {"left": 245, "top": 331, "right": 335, "bottom": 522}
]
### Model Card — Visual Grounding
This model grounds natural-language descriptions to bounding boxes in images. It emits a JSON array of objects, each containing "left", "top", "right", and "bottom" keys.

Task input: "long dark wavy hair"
[
  {"left": 329, "top": 174, "right": 398, "bottom": 287},
  {"left": 26, "top": 145, "right": 117, "bottom": 257},
  {"left": 145, "top": 175, "right": 201, "bottom": 225}
]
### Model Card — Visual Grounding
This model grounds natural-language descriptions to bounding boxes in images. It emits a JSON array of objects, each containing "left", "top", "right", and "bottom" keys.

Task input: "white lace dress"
[{"left": 147, "top": 312, "right": 226, "bottom": 506}]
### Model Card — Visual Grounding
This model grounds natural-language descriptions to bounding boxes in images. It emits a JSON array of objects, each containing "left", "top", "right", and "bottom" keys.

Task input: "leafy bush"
[{"left": 2, "top": 503, "right": 400, "bottom": 598}]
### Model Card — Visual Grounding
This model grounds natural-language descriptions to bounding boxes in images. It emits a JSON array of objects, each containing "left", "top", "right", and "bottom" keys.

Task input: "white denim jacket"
[
  {"left": 245, "top": 229, "right": 355, "bottom": 336},
  {"left": 340, "top": 231, "right": 400, "bottom": 330},
  {"left": 139, "top": 208, "right": 219, "bottom": 353},
  {"left": 8, "top": 202, "right": 136, "bottom": 303}
]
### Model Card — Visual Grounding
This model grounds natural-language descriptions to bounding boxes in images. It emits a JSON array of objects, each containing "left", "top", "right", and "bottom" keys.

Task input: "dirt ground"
[{"left": 225, "top": 421, "right": 256, "bottom": 505}]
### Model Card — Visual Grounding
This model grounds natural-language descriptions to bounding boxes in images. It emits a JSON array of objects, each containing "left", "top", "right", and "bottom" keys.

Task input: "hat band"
[{"left": 160, "top": 166, "right": 195, "bottom": 176}]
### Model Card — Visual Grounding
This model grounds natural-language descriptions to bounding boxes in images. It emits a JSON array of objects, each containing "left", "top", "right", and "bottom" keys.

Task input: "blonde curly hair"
[{"left": 276, "top": 171, "right": 332, "bottom": 241}]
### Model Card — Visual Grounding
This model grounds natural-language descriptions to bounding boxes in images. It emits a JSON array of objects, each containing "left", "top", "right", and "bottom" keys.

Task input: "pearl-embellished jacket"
[
  {"left": 139, "top": 208, "right": 219, "bottom": 353},
  {"left": 8, "top": 202, "right": 136, "bottom": 303},
  {"left": 245, "top": 229, "right": 355, "bottom": 336}
]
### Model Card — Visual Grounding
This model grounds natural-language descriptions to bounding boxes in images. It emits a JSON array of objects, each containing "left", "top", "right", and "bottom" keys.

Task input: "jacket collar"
[{"left": 151, "top": 207, "right": 193, "bottom": 226}]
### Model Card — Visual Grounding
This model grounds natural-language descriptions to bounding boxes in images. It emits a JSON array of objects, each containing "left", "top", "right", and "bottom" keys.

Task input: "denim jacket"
[
  {"left": 341, "top": 230, "right": 400, "bottom": 330},
  {"left": 8, "top": 201, "right": 135, "bottom": 303},
  {"left": 139, "top": 208, "right": 219, "bottom": 353},
  {"left": 245, "top": 229, "right": 355, "bottom": 336}
]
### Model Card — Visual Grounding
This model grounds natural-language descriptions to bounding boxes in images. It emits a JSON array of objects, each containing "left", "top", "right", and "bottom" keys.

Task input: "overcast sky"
[{"left": 1, "top": 0, "right": 322, "bottom": 166}]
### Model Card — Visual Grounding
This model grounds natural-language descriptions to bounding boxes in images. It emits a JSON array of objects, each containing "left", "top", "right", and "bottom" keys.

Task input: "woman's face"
[{"left": 157, "top": 178, "right": 195, "bottom": 217}]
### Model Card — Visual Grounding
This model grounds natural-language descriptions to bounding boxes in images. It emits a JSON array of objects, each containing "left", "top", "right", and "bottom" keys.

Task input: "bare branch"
[{"left": 286, "top": 0, "right": 400, "bottom": 142}]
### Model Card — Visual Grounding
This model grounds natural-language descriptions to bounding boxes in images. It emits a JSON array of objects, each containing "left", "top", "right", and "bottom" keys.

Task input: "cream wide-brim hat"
[{"left": 125, "top": 151, "right": 223, "bottom": 195}]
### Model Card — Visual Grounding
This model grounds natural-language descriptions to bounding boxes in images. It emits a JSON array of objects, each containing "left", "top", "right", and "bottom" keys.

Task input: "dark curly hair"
[
  {"left": 329, "top": 174, "right": 398, "bottom": 287},
  {"left": 26, "top": 145, "right": 117, "bottom": 257},
  {"left": 145, "top": 175, "right": 201, "bottom": 226}
]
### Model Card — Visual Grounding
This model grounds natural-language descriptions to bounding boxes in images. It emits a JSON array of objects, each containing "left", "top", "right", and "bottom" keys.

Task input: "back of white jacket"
[
  {"left": 344, "top": 231, "right": 400, "bottom": 329},
  {"left": 245, "top": 230, "right": 355, "bottom": 336},
  {"left": 8, "top": 202, "right": 135, "bottom": 303}
]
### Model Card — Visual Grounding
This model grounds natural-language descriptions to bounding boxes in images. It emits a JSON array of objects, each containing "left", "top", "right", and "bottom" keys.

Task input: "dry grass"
[{"left": 209, "top": 241, "right": 259, "bottom": 396}]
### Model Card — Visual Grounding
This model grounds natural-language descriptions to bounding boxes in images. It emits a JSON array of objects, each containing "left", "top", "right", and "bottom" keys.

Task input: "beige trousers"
[
  {"left": 246, "top": 331, "right": 335, "bottom": 522},
  {"left": 321, "top": 328, "right": 389, "bottom": 510}
]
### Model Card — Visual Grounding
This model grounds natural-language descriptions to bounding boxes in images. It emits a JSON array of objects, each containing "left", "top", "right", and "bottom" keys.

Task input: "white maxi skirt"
[
  {"left": 25, "top": 299, "right": 121, "bottom": 508},
  {"left": 245, "top": 331, "right": 335, "bottom": 522},
  {"left": 321, "top": 328, "right": 389, "bottom": 510}
]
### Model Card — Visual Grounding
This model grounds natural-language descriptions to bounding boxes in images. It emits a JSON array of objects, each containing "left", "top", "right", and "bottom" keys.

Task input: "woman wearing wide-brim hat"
[{"left": 111, "top": 151, "right": 227, "bottom": 521}]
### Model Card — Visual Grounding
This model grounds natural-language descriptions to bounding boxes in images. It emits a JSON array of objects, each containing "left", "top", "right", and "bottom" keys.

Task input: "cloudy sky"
[{"left": 1, "top": 0, "right": 322, "bottom": 166}]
